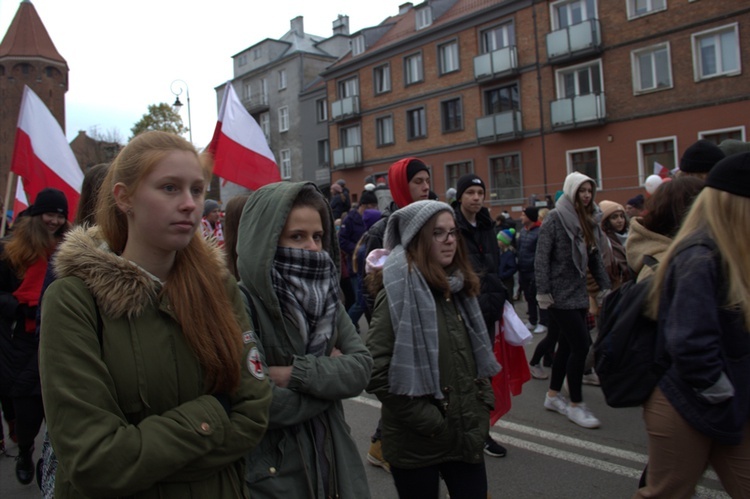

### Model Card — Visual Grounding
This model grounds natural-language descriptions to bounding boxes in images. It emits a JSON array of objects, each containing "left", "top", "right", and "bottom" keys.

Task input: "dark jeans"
[
  {"left": 548, "top": 308, "right": 590, "bottom": 404},
  {"left": 0, "top": 395, "right": 15, "bottom": 441},
  {"left": 391, "top": 460, "right": 488, "bottom": 499},
  {"left": 347, "top": 275, "right": 364, "bottom": 330},
  {"left": 530, "top": 316, "right": 560, "bottom": 367},
  {"left": 519, "top": 273, "right": 538, "bottom": 325},
  {"left": 13, "top": 395, "right": 44, "bottom": 452}
]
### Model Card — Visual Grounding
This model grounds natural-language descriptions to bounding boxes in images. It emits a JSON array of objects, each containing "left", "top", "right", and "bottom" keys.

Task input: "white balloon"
[{"left": 644, "top": 175, "right": 663, "bottom": 195}]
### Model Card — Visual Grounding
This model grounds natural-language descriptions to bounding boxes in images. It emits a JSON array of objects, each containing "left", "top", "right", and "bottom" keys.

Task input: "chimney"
[
  {"left": 290, "top": 16, "right": 304, "bottom": 36},
  {"left": 399, "top": 2, "right": 413, "bottom": 15},
  {"left": 332, "top": 14, "right": 349, "bottom": 36}
]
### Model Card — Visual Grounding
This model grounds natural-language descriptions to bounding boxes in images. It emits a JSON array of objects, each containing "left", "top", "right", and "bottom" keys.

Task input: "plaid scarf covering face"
[{"left": 271, "top": 246, "right": 338, "bottom": 357}]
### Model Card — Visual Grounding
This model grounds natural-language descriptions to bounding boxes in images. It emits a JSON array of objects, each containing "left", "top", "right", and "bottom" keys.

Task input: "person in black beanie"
[
  {"left": 518, "top": 206, "right": 545, "bottom": 334},
  {"left": 452, "top": 173, "right": 509, "bottom": 458},
  {"left": 625, "top": 194, "right": 645, "bottom": 219},
  {"left": 678, "top": 139, "right": 725, "bottom": 181}
]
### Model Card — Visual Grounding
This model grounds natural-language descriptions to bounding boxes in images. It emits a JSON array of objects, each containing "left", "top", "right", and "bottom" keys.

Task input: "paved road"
[{"left": 0, "top": 301, "right": 732, "bottom": 498}]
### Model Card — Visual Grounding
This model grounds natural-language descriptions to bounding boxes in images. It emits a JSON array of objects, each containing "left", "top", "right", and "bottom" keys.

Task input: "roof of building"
[{"left": 0, "top": 0, "right": 66, "bottom": 65}]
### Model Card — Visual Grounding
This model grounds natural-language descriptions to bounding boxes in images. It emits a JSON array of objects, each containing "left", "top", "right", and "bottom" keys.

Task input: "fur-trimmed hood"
[{"left": 52, "top": 226, "right": 224, "bottom": 319}]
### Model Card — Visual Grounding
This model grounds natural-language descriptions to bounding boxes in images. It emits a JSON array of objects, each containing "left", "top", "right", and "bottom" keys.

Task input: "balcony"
[
  {"left": 546, "top": 19, "right": 602, "bottom": 63},
  {"left": 550, "top": 93, "right": 606, "bottom": 129},
  {"left": 476, "top": 110, "right": 523, "bottom": 142},
  {"left": 473, "top": 46, "right": 518, "bottom": 81},
  {"left": 330, "top": 96, "right": 360, "bottom": 121},
  {"left": 332, "top": 145, "right": 362, "bottom": 169},
  {"left": 244, "top": 94, "right": 269, "bottom": 114}
]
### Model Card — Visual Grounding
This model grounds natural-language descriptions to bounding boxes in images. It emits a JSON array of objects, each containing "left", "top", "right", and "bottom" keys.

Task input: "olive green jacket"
[
  {"left": 40, "top": 227, "right": 272, "bottom": 498},
  {"left": 366, "top": 289, "right": 494, "bottom": 469},
  {"left": 237, "top": 182, "right": 373, "bottom": 498}
]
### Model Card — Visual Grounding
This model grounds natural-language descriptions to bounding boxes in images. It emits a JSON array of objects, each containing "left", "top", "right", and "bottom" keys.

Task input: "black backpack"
[{"left": 594, "top": 256, "right": 665, "bottom": 408}]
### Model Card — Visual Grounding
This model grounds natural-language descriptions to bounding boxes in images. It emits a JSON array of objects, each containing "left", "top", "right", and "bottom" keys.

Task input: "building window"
[
  {"left": 627, "top": 0, "right": 666, "bottom": 19},
  {"left": 438, "top": 41, "right": 459, "bottom": 75},
  {"left": 374, "top": 64, "right": 391, "bottom": 94},
  {"left": 699, "top": 126, "right": 745, "bottom": 145},
  {"left": 637, "top": 138, "right": 676, "bottom": 183},
  {"left": 446, "top": 162, "right": 473, "bottom": 189},
  {"left": 441, "top": 98, "right": 463, "bottom": 132},
  {"left": 551, "top": 0, "right": 596, "bottom": 30},
  {"left": 243, "top": 80, "right": 252, "bottom": 100},
  {"left": 338, "top": 77, "right": 359, "bottom": 98},
  {"left": 406, "top": 107, "right": 427, "bottom": 140},
  {"left": 254, "top": 48, "right": 262, "bottom": 60},
  {"left": 238, "top": 54, "right": 247, "bottom": 66},
  {"left": 316, "top": 98, "right": 328, "bottom": 122},
  {"left": 280, "top": 149, "right": 291, "bottom": 179},
  {"left": 484, "top": 83, "right": 520, "bottom": 114},
  {"left": 352, "top": 35, "right": 366, "bottom": 56},
  {"left": 260, "top": 78, "right": 268, "bottom": 105},
  {"left": 481, "top": 22, "right": 515, "bottom": 53},
  {"left": 632, "top": 43, "right": 672, "bottom": 93},
  {"left": 260, "top": 112, "right": 270, "bottom": 140},
  {"left": 490, "top": 154, "right": 522, "bottom": 201},
  {"left": 416, "top": 6, "right": 433, "bottom": 30},
  {"left": 278, "top": 70, "right": 287, "bottom": 90},
  {"left": 404, "top": 53, "right": 424, "bottom": 85},
  {"left": 376, "top": 116, "right": 394, "bottom": 146},
  {"left": 278, "top": 106, "right": 289, "bottom": 132},
  {"left": 568, "top": 148, "right": 601, "bottom": 188},
  {"left": 556, "top": 60, "right": 602, "bottom": 98},
  {"left": 340, "top": 125, "right": 361, "bottom": 147},
  {"left": 692, "top": 23, "right": 740, "bottom": 80},
  {"left": 317, "top": 139, "right": 329, "bottom": 167}
]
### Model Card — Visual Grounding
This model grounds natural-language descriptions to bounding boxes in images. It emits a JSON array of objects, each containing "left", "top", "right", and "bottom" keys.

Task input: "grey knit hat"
[
  {"left": 203, "top": 199, "right": 220, "bottom": 217},
  {"left": 384, "top": 200, "right": 453, "bottom": 250}
]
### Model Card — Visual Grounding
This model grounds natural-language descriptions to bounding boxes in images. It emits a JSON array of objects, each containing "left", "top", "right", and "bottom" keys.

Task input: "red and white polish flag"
[
  {"left": 13, "top": 181, "right": 28, "bottom": 219},
  {"left": 11, "top": 86, "right": 82, "bottom": 220},
  {"left": 207, "top": 82, "right": 281, "bottom": 190}
]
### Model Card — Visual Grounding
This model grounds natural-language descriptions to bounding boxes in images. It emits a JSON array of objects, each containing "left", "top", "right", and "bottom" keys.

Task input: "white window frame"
[
  {"left": 260, "top": 112, "right": 270, "bottom": 140},
  {"left": 566, "top": 146, "right": 602, "bottom": 189},
  {"left": 243, "top": 80, "right": 252, "bottom": 100},
  {"left": 340, "top": 125, "right": 361, "bottom": 148},
  {"left": 698, "top": 126, "right": 746, "bottom": 142},
  {"left": 338, "top": 77, "right": 359, "bottom": 98},
  {"left": 550, "top": 0, "right": 597, "bottom": 30},
  {"left": 416, "top": 6, "right": 433, "bottom": 30},
  {"left": 406, "top": 107, "right": 427, "bottom": 140},
  {"left": 374, "top": 64, "right": 391, "bottom": 94},
  {"left": 278, "top": 69, "right": 287, "bottom": 90},
  {"left": 405, "top": 52, "right": 424, "bottom": 85},
  {"left": 636, "top": 136, "right": 677, "bottom": 185},
  {"left": 481, "top": 22, "right": 514, "bottom": 53},
  {"left": 317, "top": 139, "right": 330, "bottom": 167},
  {"left": 626, "top": 0, "right": 666, "bottom": 20},
  {"left": 280, "top": 149, "right": 291, "bottom": 180},
  {"left": 278, "top": 106, "right": 289, "bottom": 133},
  {"left": 555, "top": 59, "right": 603, "bottom": 98},
  {"left": 631, "top": 42, "right": 673, "bottom": 94},
  {"left": 260, "top": 78, "right": 268, "bottom": 105},
  {"left": 238, "top": 54, "right": 247, "bottom": 66},
  {"left": 691, "top": 23, "right": 741, "bottom": 81},
  {"left": 352, "top": 35, "right": 366, "bottom": 56},
  {"left": 376, "top": 115, "right": 394, "bottom": 146},
  {"left": 316, "top": 98, "right": 328, "bottom": 122},
  {"left": 438, "top": 40, "right": 460, "bottom": 75}
]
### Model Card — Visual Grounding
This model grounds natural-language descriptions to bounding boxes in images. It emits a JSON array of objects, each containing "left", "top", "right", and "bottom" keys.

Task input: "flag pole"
[{"left": 1, "top": 171, "right": 15, "bottom": 237}]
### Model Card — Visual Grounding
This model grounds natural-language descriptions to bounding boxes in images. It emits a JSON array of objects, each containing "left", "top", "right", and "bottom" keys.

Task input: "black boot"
[{"left": 15, "top": 446, "right": 34, "bottom": 485}]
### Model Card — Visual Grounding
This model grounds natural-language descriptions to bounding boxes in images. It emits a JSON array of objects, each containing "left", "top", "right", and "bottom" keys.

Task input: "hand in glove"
[{"left": 536, "top": 294, "right": 554, "bottom": 310}]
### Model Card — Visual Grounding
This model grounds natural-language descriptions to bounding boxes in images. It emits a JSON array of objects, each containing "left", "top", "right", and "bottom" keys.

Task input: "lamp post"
[{"left": 170, "top": 79, "right": 192, "bottom": 143}]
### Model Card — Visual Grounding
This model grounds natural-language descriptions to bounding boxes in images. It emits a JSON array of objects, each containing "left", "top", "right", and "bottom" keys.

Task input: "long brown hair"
[
  {"left": 4, "top": 214, "right": 69, "bottom": 277},
  {"left": 75, "top": 163, "right": 110, "bottom": 226},
  {"left": 223, "top": 193, "right": 250, "bottom": 280},
  {"left": 575, "top": 181, "right": 597, "bottom": 248},
  {"left": 641, "top": 176, "right": 704, "bottom": 238},
  {"left": 407, "top": 211, "right": 480, "bottom": 299},
  {"left": 96, "top": 131, "right": 243, "bottom": 394}
]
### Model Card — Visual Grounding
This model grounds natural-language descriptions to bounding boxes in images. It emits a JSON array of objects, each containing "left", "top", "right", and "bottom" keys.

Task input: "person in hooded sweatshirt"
[
  {"left": 535, "top": 172, "right": 610, "bottom": 429},
  {"left": 237, "top": 181, "right": 373, "bottom": 499}
]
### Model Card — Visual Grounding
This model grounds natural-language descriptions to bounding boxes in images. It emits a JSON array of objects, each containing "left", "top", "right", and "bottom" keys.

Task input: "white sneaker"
[
  {"left": 544, "top": 393, "right": 568, "bottom": 415},
  {"left": 529, "top": 364, "right": 548, "bottom": 380},
  {"left": 533, "top": 324, "right": 547, "bottom": 334},
  {"left": 524, "top": 321, "right": 535, "bottom": 331},
  {"left": 567, "top": 403, "right": 601, "bottom": 429},
  {"left": 582, "top": 372, "right": 601, "bottom": 386}
]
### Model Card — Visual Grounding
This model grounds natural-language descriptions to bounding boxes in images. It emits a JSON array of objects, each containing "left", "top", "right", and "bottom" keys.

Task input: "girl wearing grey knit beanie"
[{"left": 365, "top": 200, "right": 501, "bottom": 498}]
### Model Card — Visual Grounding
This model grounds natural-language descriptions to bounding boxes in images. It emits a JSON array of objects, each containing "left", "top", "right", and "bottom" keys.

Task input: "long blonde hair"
[
  {"left": 96, "top": 131, "right": 243, "bottom": 393},
  {"left": 648, "top": 187, "right": 750, "bottom": 330}
]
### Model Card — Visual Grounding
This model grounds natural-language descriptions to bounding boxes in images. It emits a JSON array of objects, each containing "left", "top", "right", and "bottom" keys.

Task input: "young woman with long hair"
[
  {"left": 634, "top": 153, "right": 750, "bottom": 497},
  {"left": 0, "top": 188, "right": 70, "bottom": 484},
  {"left": 38, "top": 131, "right": 271, "bottom": 498},
  {"left": 237, "top": 181, "right": 373, "bottom": 498},
  {"left": 222, "top": 193, "right": 250, "bottom": 280},
  {"left": 535, "top": 172, "right": 611, "bottom": 429},
  {"left": 366, "top": 200, "right": 500, "bottom": 498}
]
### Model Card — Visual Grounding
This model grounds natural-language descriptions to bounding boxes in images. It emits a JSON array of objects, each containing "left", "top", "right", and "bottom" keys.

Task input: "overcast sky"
[{"left": 0, "top": 0, "right": 402, "bottom": 148}]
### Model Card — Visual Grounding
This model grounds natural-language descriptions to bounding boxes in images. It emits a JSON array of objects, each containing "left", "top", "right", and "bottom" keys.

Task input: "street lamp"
[{"left": 170, "top": 79, "right": 192, "bottom": 143}]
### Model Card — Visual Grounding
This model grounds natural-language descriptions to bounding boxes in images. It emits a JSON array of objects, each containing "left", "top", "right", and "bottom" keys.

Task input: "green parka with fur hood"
[
  {"left": 39, "top": 226, "right": 272, "bottom": 499},
  {"left": 237, "top": 182, "right": 373, "bottom": 498}
]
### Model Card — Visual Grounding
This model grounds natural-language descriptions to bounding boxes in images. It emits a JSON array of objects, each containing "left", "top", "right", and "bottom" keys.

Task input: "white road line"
[{"left": 350, "top": 395, "right": 725, "bottom": 496}]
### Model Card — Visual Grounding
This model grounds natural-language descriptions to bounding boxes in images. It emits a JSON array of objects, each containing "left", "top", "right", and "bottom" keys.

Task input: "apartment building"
[{"left": 322, "top": 0, "right": 750, "bottom": 213}]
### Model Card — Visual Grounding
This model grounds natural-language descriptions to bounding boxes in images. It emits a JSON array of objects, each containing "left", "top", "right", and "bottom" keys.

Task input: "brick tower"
[{"left": 0, "top": 0, "right": 68, "bottom": 203}]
